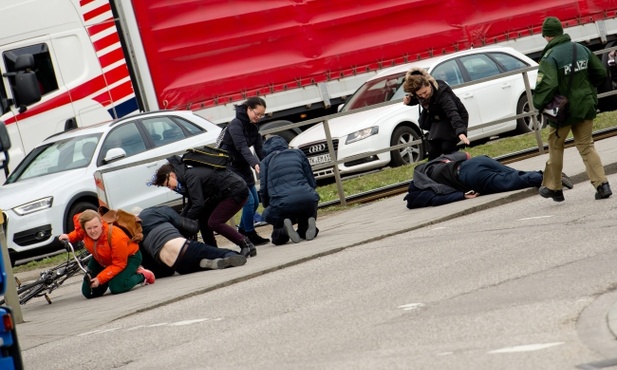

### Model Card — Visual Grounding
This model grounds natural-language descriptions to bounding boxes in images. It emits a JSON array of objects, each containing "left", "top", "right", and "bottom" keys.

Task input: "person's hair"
[
  {"left": 244, "top": 96, "right": 266, "bottom": 109},
  {"left": 403, "top": 68, "right": 432, "bottom": 94},
  {"left": 153, "top": 164, "right": 174, "bottom": 187},
  {"left": 78, "top": 209, "right": 101, "bottom": 230}
]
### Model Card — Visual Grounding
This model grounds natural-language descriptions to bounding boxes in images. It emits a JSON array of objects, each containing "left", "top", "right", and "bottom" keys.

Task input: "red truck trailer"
[{"left": 1, "top": 0, "right": 617, "bottom": 172}]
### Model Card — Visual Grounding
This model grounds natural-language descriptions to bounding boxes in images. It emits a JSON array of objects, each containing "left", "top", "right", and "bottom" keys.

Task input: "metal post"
[
  {"left": 0, "top": 210, "right": 23, "bottom": 323},
  {"left": 322, "top": 119, "right": 347, "bottom": 206},
  {"left": 523, "top": 71, "right": 545, "bottom": 154}
]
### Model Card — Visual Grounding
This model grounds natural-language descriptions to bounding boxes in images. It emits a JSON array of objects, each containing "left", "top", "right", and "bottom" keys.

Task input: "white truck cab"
[{"left": 0, "top": 0, "right": 137, "bottom": 178}]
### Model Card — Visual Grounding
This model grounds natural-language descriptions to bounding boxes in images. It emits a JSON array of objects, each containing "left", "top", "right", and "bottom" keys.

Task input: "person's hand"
[
  {"left": 90, "top": 277, "right": 100, "bottom": 288},
  {"left": 403, "top": 95, "right": 411, "bottom": 105},
  {"left": 459, "top": 133, "right": 470, "bottom": 145},
  {"left": 58, "top": 234, "right": 69, "bottom": 241},
  {"left": 254, "top": 164, "right": 260, "bottom": 174},
  {"left": 464, "top": 190, "right": 479, "bottom": 199}
]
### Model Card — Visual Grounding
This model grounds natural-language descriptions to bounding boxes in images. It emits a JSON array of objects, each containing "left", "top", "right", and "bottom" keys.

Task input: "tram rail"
[{"left": 318, "top": 127, "right": 617, "bottom": 208}]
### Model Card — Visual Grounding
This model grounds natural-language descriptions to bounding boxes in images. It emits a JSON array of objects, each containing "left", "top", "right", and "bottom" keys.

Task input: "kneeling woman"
[{"left": 59, "top": 210, "right": 155, "bottom": 299}]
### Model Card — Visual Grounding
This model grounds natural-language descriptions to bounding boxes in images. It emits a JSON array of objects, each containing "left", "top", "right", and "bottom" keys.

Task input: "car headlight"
[
  {"left": 13, "top": 197, "right": 53, "bottom": 216},
  {"left": 345, "top": 126, "right": 379, "bottom": 144}
]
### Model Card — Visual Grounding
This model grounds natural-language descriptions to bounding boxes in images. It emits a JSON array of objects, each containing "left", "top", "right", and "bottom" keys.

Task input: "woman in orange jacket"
[{"left": 59, "top": 210, "right": 155, "bottom": 298}]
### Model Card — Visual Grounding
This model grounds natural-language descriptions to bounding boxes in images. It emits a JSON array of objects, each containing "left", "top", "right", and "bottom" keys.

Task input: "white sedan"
[
  {"left": 289, "top": 46, "right": 541, "bottom": 179},
  {"left": 0, "top": 110, "right": 221, "bottom": 263}
]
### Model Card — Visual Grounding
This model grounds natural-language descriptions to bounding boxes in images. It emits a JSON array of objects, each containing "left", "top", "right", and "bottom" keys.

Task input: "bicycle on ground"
[{"left": 0, "top": 240, "right": 91, "bottom": 305}]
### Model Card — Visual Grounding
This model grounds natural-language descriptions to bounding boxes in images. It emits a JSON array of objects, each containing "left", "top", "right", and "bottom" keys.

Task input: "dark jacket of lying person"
[{"left": 404, "top": 152, "right": 573, "bottom": 209}]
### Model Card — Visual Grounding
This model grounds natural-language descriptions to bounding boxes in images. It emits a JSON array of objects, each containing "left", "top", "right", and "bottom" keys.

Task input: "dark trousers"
[
  {"left": 458, "top": 156, "right": 542, "bottom": 194},
  {"left": 198, "top": 196, "right": 247, "bottom": 247},
  {"left": 81, "top": 251, "right": 144, "bottom": 299},
  {"left": 268, "top": 200, "right": 318, "bottom": 245},
  {"left": 427, "top": 139, "right": 459, "bottom": 161},
  {"left": 172, "top": 240, "right": 239, "bottom": 275}
]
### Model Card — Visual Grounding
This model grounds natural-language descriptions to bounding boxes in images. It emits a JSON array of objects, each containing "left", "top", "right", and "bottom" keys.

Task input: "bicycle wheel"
[
  {"left": 18, "top": 283, "right": 48, "bottom": 305},
  {"left": 0, "top": 277, "right": 46, "bottom": 305}
]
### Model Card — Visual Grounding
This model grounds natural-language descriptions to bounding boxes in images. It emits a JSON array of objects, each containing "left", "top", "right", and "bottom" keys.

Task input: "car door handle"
[
  {"left": 501, "top": 83, "right": 512, "bottom": 89},
  {"left": 462, "top": 93, "right": 474, "bottom": 99}
]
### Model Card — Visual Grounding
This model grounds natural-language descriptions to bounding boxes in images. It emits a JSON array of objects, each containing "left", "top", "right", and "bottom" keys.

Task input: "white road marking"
[
  {"left": 80, "top": 318, "right": 223, "bottom": 337},
  {"left": 78, "top": 330, "right": 105, "bottom": 337},
  {"left": 518, "top": 215, "right": 553, "bottom": 221},
  {"left": 168, "top": 319, "right": 212, "bottom": 326},
  {"left": 489, "top": 342, "right": 564, "bottom": 353},
  {"left": 147, "top": 322, "right": 169, "bottom": 327},
  {"left": 125, "top": 325, "right": 147, "bottom": 331},
  {"left": 398, "top": 303, "right": 425, "bottom": 311}
]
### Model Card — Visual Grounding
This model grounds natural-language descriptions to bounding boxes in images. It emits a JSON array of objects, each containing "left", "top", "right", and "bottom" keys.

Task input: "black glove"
[{"left": 178, "top": 217, "right": 199, "bottom": 238}]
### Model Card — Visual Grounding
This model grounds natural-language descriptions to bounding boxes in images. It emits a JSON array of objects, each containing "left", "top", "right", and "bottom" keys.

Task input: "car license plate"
[{"left": 308, "top": 153, "right": 331, "bottom": 166}]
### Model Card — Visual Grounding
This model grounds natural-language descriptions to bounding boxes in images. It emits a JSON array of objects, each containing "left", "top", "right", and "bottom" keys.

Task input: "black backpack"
[{"left": 182, "top": 145, "right": 230, "bottom": 169}]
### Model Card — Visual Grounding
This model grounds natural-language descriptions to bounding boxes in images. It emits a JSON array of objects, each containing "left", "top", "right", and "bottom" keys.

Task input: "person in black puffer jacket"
[
  {"left": 403, "top": 67, "right": 470, "bottom": 160},
  {"left": 150, "top": 155, "right": 256, "bottom": 258},
  {"left": 220, "top": 97, "right": 270, "bottom": 245},
  {"left": 259, "top": 135, "right": 320, "bottom": 245}
]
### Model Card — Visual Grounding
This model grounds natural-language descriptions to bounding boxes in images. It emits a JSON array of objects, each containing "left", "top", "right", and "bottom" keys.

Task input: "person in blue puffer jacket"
[{"left": 259, "top": 135, "right": 320, "bottom": 245}]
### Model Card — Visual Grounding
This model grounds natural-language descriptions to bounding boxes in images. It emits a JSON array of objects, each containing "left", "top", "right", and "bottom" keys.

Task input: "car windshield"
[
  {"left": 5, "top": 134, "right": 101, "bottom": 184},
  {"left": 341, "top": 71, "right": 411, "bottom": 112}
]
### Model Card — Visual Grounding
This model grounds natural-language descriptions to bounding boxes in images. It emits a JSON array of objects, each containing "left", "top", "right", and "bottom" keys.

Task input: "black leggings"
[{"left": 172, "top": 240, "right": 239, "bottom": 275}]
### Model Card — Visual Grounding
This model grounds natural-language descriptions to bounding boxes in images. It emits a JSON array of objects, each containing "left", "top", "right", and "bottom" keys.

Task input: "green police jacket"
[{"left": 532, "top": 34, "right": 607, "bottom": 127}]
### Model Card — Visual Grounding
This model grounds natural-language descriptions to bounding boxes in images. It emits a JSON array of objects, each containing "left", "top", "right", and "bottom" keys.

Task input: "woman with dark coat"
[
  {"left": 259, "top": 135, "right": 320, "bottom": 245},
  {"left": 403, "top": 67, "right": 470, "bottom": 160},
  {"left": 151, "top": 155, "right": 256, "bottom": 258},
  {"left": 220, "top": 97, "right": 270, "bottom": 245}
]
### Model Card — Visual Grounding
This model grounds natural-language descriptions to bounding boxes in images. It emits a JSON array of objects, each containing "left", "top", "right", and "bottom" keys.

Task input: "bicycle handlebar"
[{"left": 59, "top": 239, "right": 90, "bottom": 278}]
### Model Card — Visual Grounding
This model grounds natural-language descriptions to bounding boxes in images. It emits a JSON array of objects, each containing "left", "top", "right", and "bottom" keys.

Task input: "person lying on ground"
[
  {"left": 137, "top": 205, "right": 247, "bottom": 278},
  {"left": 404, "top": 152, "right": 574, "bottom": 209}
]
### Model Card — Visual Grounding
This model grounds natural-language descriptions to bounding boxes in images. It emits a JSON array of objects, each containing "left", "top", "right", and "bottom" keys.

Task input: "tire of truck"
[
  {"left": 258, "top": 120, "right": 302, "bottom": 143},
  {"left": 515, "top": 94, "right": 544, "bottom": 133},
  {"left": 599, "top": 42, "right": 617, "bottom": 112},
  {"left": 389, "top": 125, "right": 425, "bottom": 166},
  {"left": 65, "top": 201, "right": 98, "bottom": 234}
]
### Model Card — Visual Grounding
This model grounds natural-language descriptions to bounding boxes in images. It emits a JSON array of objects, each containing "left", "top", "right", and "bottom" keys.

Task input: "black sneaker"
[
  {"left": 539, "top": 186, "right": 565, "bottom": 202},
  {"left": 595, "top": 182, "right": 612, "bottom": 200},
  {"left": 561, "top": 173, "right": 574, "bottom": 190},
  {"left": 247, "top": 230, "right": 270, "bottom": 245}
]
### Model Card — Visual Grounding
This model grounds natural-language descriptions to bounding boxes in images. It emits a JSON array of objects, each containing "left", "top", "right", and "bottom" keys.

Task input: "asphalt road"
[{"left": 21, "top": 173, "right": 617, "bottom": 369}]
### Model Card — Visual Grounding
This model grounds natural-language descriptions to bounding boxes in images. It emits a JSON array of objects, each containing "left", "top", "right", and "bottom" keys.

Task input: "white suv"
[
  {"left": 290, "top": 46, "right": 541, "bottom": 179},
  {"left": 0, "top": 110, "right": 221, "bottom": 264}
]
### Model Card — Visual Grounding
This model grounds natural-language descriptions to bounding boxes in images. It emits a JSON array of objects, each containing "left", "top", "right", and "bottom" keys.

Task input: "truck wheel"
[
  {"left": 515, "top": 95, "right": 543, "bottom": 133},
  {"left": 258, "top": 120, "right": 302, "bottom": 143},
  {"left": 270, "top": 129, "right": 297, "bottom": 144},
  {"left": 390, "top": 126, "right": 424, "bottom": 166},
  {"left": 65, "top": 201, "right": 98, "bottom": 234}
]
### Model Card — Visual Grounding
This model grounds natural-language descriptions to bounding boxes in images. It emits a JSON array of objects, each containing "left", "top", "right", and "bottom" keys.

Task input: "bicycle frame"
[{"left": 0, "top": 240, "right": 92, "bottom": 305}]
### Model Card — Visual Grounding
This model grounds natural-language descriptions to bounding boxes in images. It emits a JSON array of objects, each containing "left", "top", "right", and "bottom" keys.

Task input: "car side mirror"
[{"left": 103, "top": 147, "right": 127, "bottom": 164}]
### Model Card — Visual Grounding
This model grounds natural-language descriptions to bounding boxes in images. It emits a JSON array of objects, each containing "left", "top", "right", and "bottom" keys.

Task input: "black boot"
[
  {"left": 238, "top": 237, "right": 257, "bottom": 258},
  {"left": 539, "top": 186, "right": 564, "bottom": 202},
  {"left": 595, "top": 182, "right": 612, "bottom": 199},
  {"left": 247, "top": 230, "right": 270, "bottom": 245}
]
